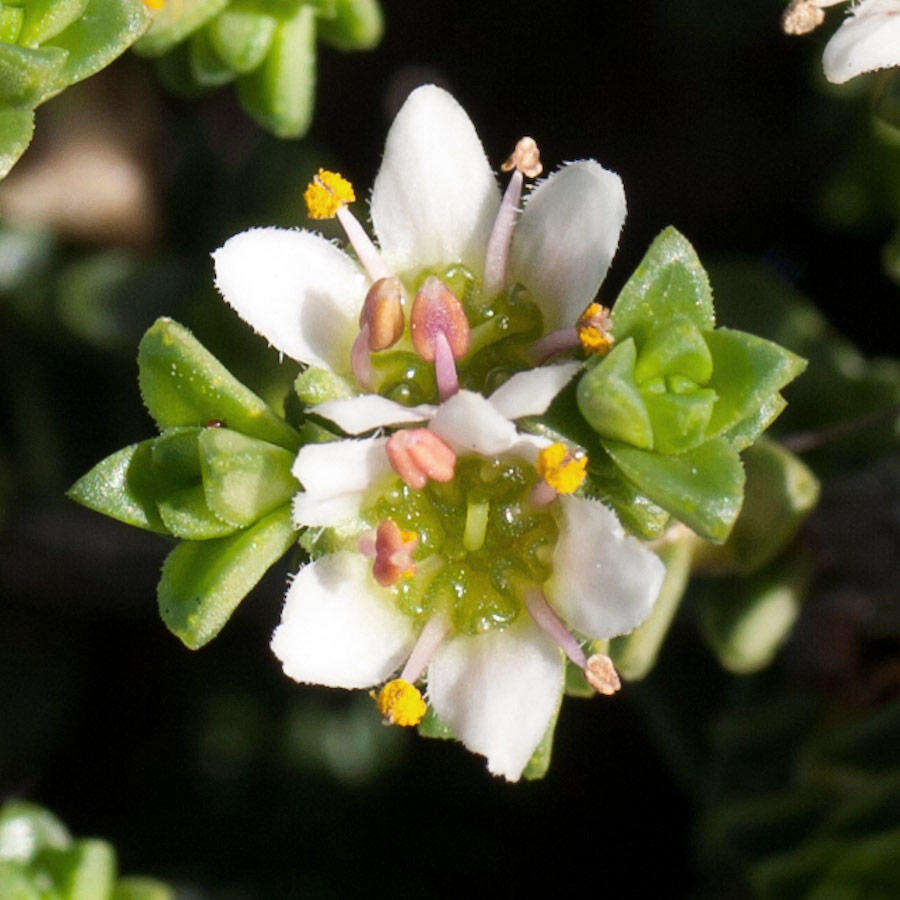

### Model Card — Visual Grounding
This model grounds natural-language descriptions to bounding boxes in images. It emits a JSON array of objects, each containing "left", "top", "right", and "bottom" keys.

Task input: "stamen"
[
  {"left": 303, "top": 169, "right": 389, "bottom": 281},
  {"left": 576, "top": 303, "right": 614, "bottom": 355},
  {"left": 372, "top": 519, "right": 418, "bottom": 586},
  {"left": 483, "top": 137, "right": 543, "bottom": 299},
  {"left": 536, "top": 443, "right": 587, "bottom": 495},
  {"left": 529, "top": 327, "right": 581, "bottom": 364},
  {"left": 410, "top": 277, "right": 470, "bottom": 401},
  {"left": 374, "top": 679, "right": 427, "bottom": 727},
  {"left": 782, "top": 0, "right": 826, "bottom": 34},
  {"left": 386, "top": 428, "right": 456, "bottom": 490},
  {"left": 350, "top": 325, "right": 376, "bottom": 390},
  {"left": 142, "top": 0, "right": 165, "bottom": 8},
  {"left": 399, "top": 612, "right": 451, "bottom": 684},
  {"left": 359, "top": 277, "right": 405, "bottom": 351},
  {"left": 463, "top": 499, "right": 490, "bottom": 551},
  {"left": 584, "top": 653, "right": 621, "bottom": 696}
]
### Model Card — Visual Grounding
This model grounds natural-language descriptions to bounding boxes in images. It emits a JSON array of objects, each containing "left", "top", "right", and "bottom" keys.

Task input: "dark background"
[{"left": 1, "top": 0, "right": 897, "bottom": 896}]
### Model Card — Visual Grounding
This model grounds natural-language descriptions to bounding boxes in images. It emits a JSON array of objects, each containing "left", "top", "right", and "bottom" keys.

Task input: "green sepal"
[
  {"left": 642, "top": 387, "right": 717, "bottom": 454},
  {"left": 188, "top": 27, "right": 235, "bottom": 87},
  {"left": 50, "top": 0, "right": 150, "bottom": 90},
  {"left": 0, "top": 43, "right": 68, "bottom": 106},
  {"left": 138, "top": 317, "right": 301, "bottom": 451},
  {"left": 721, "top": 392, "right": 787, "bottom": 453},
  {"left": 696, "top": 548, "right": 812, "bottom": 674},
  {"left": 157, "top": 484, "right": 236, "bottom": 539},
  {"left": 0, "top": 862, "right": 40, "bottom": 899},
  {"left": 317, "top": 0, "right": 382, "bottom": 51},
  {"left": 294, "top": 366, "right": 355, "bottom": 406},
  {"left": 134, "top": 0, "right": 229, "bottom": 57},
  {"left": 0, "top": 104, "right": 33, "bottom": 179},
  {"left": 17, "top": 0, "right": 89, "bottom": 47},
  {"left": 236, "top": 3, "right": 315, "bottom": 138},
  {"left": 610, "top": 538, "right": 693, "bottom": 680},
  {"left": 522, "top": 694, "right": 561, "bottom": 781},
  {"left": 576, "top": 338, "right": 653, "bottom": 449},
  {"left": 197, "top": 427, "right": 297, "bottom": 526},
  {"left": 158, "top": 504, "right": 297, "bottom": 648},
  {"left": 693, "top": 439, "right": 819, "bottom": 575},
  {"left": 30, "top": 838, "right": 117, "bottom": 900},
  {"left": 633, "top": 316, "right": 713, "bottom": 385},
  {"left": 611, "top": 226, "right": 715, "bottom": 344},
  {"left": 0, "top": 7, "right": 24, "bottom": 44},
  {"left": 704, "top": 328, "right": 807, "bottom": 438},
  {"left": 112, "top": 877, "right": 174, "bottom": 900},
  {"left": 417, "top": 706, "right": 454, "bottom": 740},
  {"left": 152, "top": 40, "right": 206, "bottom": 99},
  {"left": 206, "top": 6, "right": 276, "bottom": 74},
  {"left": 0, "top": 801, "right": 72, "bottom": 860},
  {"left": 603, "top": 437, "right": 745, "bottom": 543}
]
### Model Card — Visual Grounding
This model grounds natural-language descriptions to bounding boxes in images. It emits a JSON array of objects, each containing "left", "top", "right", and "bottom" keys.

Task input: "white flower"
[
  {"left": 211, "top": 84, "right": 626, "bottom": 400},
  {"left": 271, "top": 368, "right": 665, "bottom": 781}
]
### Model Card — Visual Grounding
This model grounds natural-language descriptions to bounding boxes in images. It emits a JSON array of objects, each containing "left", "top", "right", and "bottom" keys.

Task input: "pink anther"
[
  {"left": 372, "top": 519, "right": 419, "bottom": 587},
  {"left": 385, "top": 428, "right": 456, "bottom": 490}
]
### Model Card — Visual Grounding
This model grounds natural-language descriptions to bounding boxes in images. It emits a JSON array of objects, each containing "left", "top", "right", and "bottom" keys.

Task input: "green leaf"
[
  {"left": 50, "top": 0, "right": 150, "bottom": 89},
  {"left": 704, "top": 328, "right": 807, "bottom": 438},
  {"left": 0, "top": 8, "right": 25, "bottom": 44},
  {"left": 417, "top": 706, "right": 454, "bottom": 740},
  {"left": 293, "top": 366, "right": 355, "bottom": 406},
  {"left": 31, "top": 839, "right": 116, "bottom": 900},
  {"left": 188, "top": 27, "right": 235, "bottom": 87},
  {"left": 317, "top": 0, "right": 382, "bottom": 51},
  {"left": 0, "top": 862, "right": 40, "bottom": 900},
  {"left": 576, "top": 338, "right": 653, "bottom": 449},
  {"left": 134, "top": 0, "right": 229, "bottom": 57},
  {"left": 642, "top": 387, "right": 717, "bottom": 454},
  {"left": 198, "top": 427, "right": 297, "bottom": 526},
  {"left": 206, "top": 6, "right": 276, "bottom": 74},
  {"left": 18, "top": 0, "right": 89, "bottom": 47},
  {"left": 0, "top": 105, "right": 33, "bottom": 180},
  {"left": 112, "top": 876, "right": 174, "bottom": 900},
  {"left": 0, "top": 801, "right": 71, "bottom": 863},
  {"left": 633, "top": 316, "right": 713, "bottom": 385},
  {"left": 157, "top": 484, "right": 236, "bottom": 539},
  {"left": 611, "top": 226, "right": 715, "bottom": 344},
  {"left": 610, "top": 537, "right": 694, "bottom": 680},
  {"left": 138, "top": 318, "right": 300, "bottom": 451},
  {"left": 721, "top": 392, "right": 787, "bottom": 452},
  {"left": 0, "top": 43, "right": 67, "bottom": 106},
  {"left": 150, "top": 426, "right": 203, "bottom": 483},
  {"left": 236, "top": 2, "right": 315, "bottom": 138},
  {"left": 158, "top": 504, "right": 297, "bottom": 648},
  {"left": 522, "top": 696, "right": 561, "bottom": 781},
  {"left": 603, "top": 437, "right": 745, "bottom": 542},
  {"left": 694, "top": 439, "right": 819, "bottom": 575}
]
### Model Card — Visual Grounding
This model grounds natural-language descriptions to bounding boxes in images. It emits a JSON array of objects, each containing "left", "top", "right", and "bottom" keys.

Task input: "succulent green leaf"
[
  {"left": 198, "top": 427, "right": 297, "bottom": 527},
  {"left": 522, "top": 695, "right": 561, "bottom": 781},
  {"left": 31, "top": 839, "right": 116, "bottom": 900},
  {"left": 206, "top": 6, "right": 276, "bottom": 74},
  {"left": 0, "top": 801, "right": 71, "bottom": 862},
  {"left": 417, "top": 706, "right": 455, "bottom": 740},
  {"left": 294, "top": 366, "right": 355, "bottom": 406},
  {"left": 157, "top": 484, "right": 237, "bottom": 539},
  {"left": 138, "top": 318, "right": 300, "bottom": 451},
  {"left": 694, "top": 439, "right": 819, "bottom": 575},
  {"left": 158, "top": 504, "right": 297, "bottom": 648},
  {"left": 0, "top": 105, "right": 33, "bottom": 179},
  {"left": 0, "top": 8, "right": 25, "bottom": 44},
  {"left": 112, "top": 877, "right": 175, "bottom": 900},
  {"left": 317, "top": 0, "right": 383, "bottom": 51},
  {"left": 188, "top": 27, "right": 235, "bottom": 87},
  {"left": 642, "top": 387, "right": 718, "bottom": 454},
  {"left": 576, "top": 338, "right": 654, "bottom": 448},
  {"left": 610, "top": 538, "right": 693, "bottom": 681},
  {"left": 50, "top": 0, "right": 150, "bottom": 89},
  {"left": 611, "top": 226, "right": 715, "bottom": 343},
  {"left": 633, "top": 316, "right": 713, "bottom": 385},
  {"left": 150, "top": 426, "right": 203, "bottom": 483},
  {"left": 704, "top": 328, "right": 807, "bottom": 438},
  {"left": 236, "top": 2, "right": 315, "bottom": 138},
  {"left": 603, "top": 436, "right": 745, "bottom": 543},
  {"left": 134, "top": 0, "right": 229, "bottom": 57},
  {"left": 18, "top": 0, "right": 89, "bottom": 47},
  {"left": 721, "top": 392, "right": 787, "bottom": 453},
  {"left": 0, "top": 43, "right": 68, "bottom": 106}
]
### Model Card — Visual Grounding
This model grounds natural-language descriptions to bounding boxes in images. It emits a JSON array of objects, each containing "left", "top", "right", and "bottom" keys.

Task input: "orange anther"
[
  {"left": 360, "top": 277, "right": 405, "bottom": 351},
  {"left": 385, "top": 428, "right": 457, "bottom": 490}
]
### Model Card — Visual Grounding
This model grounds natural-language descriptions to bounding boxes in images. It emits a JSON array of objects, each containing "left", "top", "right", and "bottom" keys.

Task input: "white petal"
[
  {"left": 546, "top": 495, "right": 665, "bottom": 639},
  {"left": 271, "top": 552, "right": 416, "bottom": 688},
  {"left": 822, "top": 0, "right": 900, "bottom": 83},
  {"left": 312, "top": 395, "right": 436, "bottom": 435},
  {"left": 509, "top": 161, "right": 626, "bottom": 331},
  {"left": 292, "top": 491, "right": 366, "bottom": 528},
  {"left": 428, "top": 390, "right": 518, "bottom": 456},
  {"left": 370, "top": 85, "right": 500, "bottom": 275},
  {"left": 488, "top": 362, "right": 582, "bottom": 420},
  {"left": 213, "top": 227, "right": 366, "bottom": 371},
  {"left": 427, "top": 617, "right": 563, "bottom": 781}
]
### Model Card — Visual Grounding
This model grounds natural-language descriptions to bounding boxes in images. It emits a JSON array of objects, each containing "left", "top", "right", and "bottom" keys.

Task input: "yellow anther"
[
  {"left": 303, "top": 169, "right": 356, "bottom": 220},
  {"left": 142, "top": 0, "right": 165, "bottom": 8},
  {"left": 536, "top": 443, "right": 587, "bottom": 494},
  {"left": 375, "top": 679, "right": 426, "bottom": 727},
  {"left": 577, "top": 302, "right": 614, "bottom": 355},
  {"left": 400, "top": 530, "right": 418, "bottom": 545}
]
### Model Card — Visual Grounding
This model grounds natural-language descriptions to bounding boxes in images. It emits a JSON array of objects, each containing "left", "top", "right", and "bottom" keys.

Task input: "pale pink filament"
[
  {"left": 433, "top": 330, "right": 460, "bottom": 401},
  {"left": 350, "top": 324, "right": 376, "bottom": 389},
  {"left": 523, "top": 587, "right": 587, "bottom": 668},
  {"left": 482, "top": 169, "right": 523, "bottom": 298},
  {"left": 530, "top": 327, "right": 580, "bottom": 364},
  {"left": 336, "top": 206, "right": 390, "bottom": 282},
  {"left": 399, "top": 612, "right": 451, "bottom": 684}
]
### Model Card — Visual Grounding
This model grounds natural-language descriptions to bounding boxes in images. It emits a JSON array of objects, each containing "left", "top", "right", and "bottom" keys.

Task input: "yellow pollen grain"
[
  {"left": 303, "top": 169, "right": 355, "bottom": 219},
  {"left": 142, "top": 0, "right": 165, "bottom": 8},
  {"left": 577, "top": 302, "right": 614, "bottom": 355},
  {"left": 375, "top": 679, "right": 426, "bottom": 727},
  {"left": 537, "top": 443, "right": 587, "bottom": 494}
]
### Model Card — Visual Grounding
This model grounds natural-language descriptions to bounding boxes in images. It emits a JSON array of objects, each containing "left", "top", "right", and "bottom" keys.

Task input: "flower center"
[{"left": 361, "top": 453, "right": 559, "bottom": 634}]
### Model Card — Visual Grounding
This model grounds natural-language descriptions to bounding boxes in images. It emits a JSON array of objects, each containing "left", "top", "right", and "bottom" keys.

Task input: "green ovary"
[
  {"left": 361, "top": 455, "right": 559, "bottom": 635},
  {"left": 370, "top": 264, "right": 544, "bottom": 405}
]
